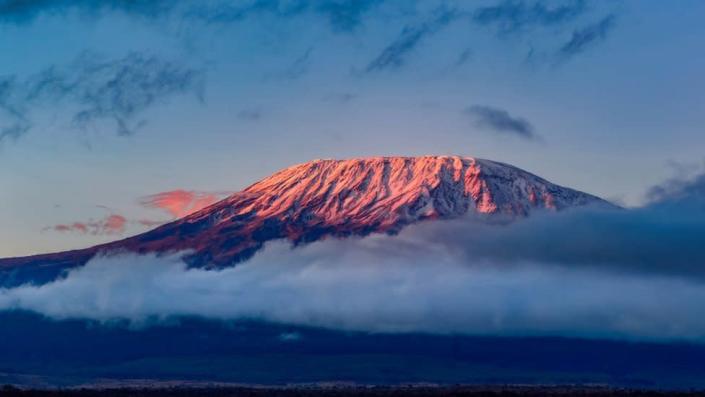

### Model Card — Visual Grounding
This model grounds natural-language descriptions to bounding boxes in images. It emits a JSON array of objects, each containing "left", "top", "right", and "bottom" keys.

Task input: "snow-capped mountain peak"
[{"left": 0, "top": 155, "right": 611, "bottom": 285}]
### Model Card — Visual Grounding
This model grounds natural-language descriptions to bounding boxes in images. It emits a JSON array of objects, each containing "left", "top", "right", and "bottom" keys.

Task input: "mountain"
[{"left": 0, "top": 156, "right": 611, "bottom": 286}]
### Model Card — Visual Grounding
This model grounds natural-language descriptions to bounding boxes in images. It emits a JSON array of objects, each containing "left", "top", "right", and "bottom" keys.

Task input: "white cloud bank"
[
  {"left": 1, "top": 230, "right": 705, "bottom": 342},
  {"left": 3, "top": 170, "right": 705, "bottom": 341}
]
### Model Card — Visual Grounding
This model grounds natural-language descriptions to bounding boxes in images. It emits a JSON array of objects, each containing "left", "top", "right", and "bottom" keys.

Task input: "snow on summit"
[{"left": 0, "top": 155, "right": 610, "bottom": 286}]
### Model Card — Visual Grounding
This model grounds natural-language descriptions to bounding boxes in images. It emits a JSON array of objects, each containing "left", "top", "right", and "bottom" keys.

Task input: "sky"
[{"left": 2, "top": 0, "right": 705, "bottom": 257}]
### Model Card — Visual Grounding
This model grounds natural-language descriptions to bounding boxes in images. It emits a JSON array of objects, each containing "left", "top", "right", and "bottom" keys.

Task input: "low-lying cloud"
[
  {"left": 6, "top": 170, "right": 705, "bottom": 342},
  {"left": 1, "top": 232, "right": 705, "bottom": 342}
]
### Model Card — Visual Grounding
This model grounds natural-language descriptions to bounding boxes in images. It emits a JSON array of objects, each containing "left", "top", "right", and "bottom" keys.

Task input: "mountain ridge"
[{"left": 0, "top": 155, "right": 612, "bottom": 286}]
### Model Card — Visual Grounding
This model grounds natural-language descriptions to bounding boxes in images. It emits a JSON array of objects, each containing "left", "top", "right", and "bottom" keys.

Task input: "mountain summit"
[{"left": 0, "top": 156, "right": 610, "bottom": 285}]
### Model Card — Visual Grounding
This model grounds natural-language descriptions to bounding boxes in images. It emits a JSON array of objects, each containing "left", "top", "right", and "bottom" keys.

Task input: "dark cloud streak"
[
  {"left": 184, "top": 0, "right": 384, "bottom": 32},
  {"left": 558, "top": 15, "right": 615, "bottom": 58},
  {"left": 473, "top": 0, "right": 586, "bottom": 33},
  {"left": 365, "top": 8, "right": 457, "bottom": 72},
  {"left": 0, "top": 0, "right": 385, "bottom": 33},
  {"left": 281, "top": 47, "right": 313, "bottom": 80},
  {"left": 455, "top": 48, "right": 473, "bottom": 66},
  {"left": 237, "top": 108, "right": 263, "bottom": 121},
  {"left": 0, "top": 0, "right": 175, "bottom": 24},
  {"left": 0, "top": 76, "right": 31, "bottom": 142},
  {"left": 464, "top": 105, "right": 538, "bottom": 140},
  {"left": 315, "top": 0, "right": 384, "bottom": 32},
  {"left": 0, "top": 52, "right": 204, "bottom": 141},
  {"left": 184, "top": 0, "right": 307, "bottom": 24}
]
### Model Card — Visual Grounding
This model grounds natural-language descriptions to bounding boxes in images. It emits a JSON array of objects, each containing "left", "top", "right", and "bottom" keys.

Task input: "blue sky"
[{"left": 2, "top": 0, "right": 705, "bottom": 257}]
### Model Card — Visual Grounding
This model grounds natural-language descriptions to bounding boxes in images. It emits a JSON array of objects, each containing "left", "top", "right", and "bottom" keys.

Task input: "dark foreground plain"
[
  {"left": 3, "top": 385, "right": 705, "bottom": 397},
  {"left": 3, "top": 311, "right": 705, "bottom": 389}
]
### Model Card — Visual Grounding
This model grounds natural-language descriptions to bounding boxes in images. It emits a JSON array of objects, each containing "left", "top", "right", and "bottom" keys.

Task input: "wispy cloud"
[
  {"left": 365, "top": 8, "right": 457, "bottom": 72},
  {"left": 0, "top": 52, "right": 204, "bottom": 142},
  {"left": 185, "top": 0, "right": 383, "bottom": 32},
  {"left": 184, "top": 0, "right": 306, "bottom": 24},
  {"left": 44, "top": 214, "right": 127, "bottom": 236},
  {"left": 140, "top": 189, "right": 230, "bottom": 218},
  {"left": 473, "top": 0, "right": 586, "bottom": 33},
  {"left": 464, "top": 105, "right": 538, "bottom": 140},
  {"left": 264, "top": 47, "right": 314, "bottom": 81},
  {"left": 0, "top": 0, "right": 389, "bottom": 33},
  {"left": 237, "top": 107, "right": 263, "bottom": 121},
  {"left": 0, "top": 77, "right": 30, "bottom": 142},
  {"left": 42, "top": 188, "right": 232, "bottom": 237},
  {"left": 0, "top": 0, "right": 175, "bottom": 24},
  {"left": 0, "top": 0, "right": 386, "bottom": 32},
  {"left": 315, "top": 0, "right": 384, "bottom": 32},
  {"left": 471, "top": 1, "right": 618, "bottom": 64},
  {"left": 557, "top": 15, "right": 616, "bottom": 59},
  {"left": 455, "top": 48, "right": 473, "bottom": 66},
  {"left": 44, "top": 187, "right": 232, "bottom": 237},
  {"left": 281, "top": 47, "right": 313, "bottom": 80},
  {"left": 35, "top": 52, "right": 205, "bottom": 136}
]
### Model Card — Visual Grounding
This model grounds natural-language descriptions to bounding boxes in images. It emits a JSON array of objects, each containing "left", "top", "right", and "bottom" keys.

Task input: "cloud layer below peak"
[{"left": 4, "top": 170, "right": 705, "bottom": 342}]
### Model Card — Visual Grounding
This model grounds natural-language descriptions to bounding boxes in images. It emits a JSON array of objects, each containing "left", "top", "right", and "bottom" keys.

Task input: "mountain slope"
[{"left": 0, "top": 156, "right": 611, "bottom": 285}]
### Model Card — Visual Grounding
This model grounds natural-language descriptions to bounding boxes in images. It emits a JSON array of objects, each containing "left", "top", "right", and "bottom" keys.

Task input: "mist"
[
  {"left": 1, "top": 172, "right": 704, "bottom": 342},
  {"left": 0, "top": 231, "right": 704, "bottom": 341}
]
